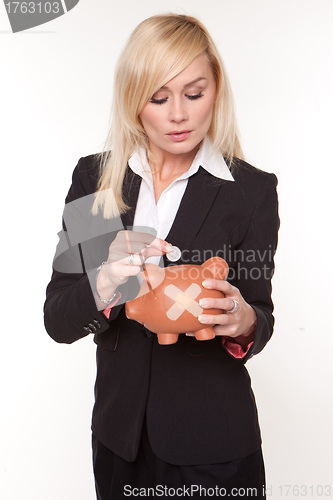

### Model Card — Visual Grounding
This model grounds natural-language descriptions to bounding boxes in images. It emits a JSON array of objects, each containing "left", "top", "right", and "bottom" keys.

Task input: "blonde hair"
[{"left": 92, "top": 13, "right": 243, "bottom": 219}]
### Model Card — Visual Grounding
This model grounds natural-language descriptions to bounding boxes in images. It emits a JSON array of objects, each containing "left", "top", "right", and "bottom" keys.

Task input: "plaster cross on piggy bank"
[{"left": 125, "top": 256, "right": 229, "bottom": 345}]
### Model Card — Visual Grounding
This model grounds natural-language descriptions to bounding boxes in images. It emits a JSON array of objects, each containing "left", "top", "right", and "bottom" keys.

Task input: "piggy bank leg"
[
  {"left": 157, "top": 333, "right": 179, "bottom": 345},
  {"left": 194, "top": 327, "right": 215, "bottom": 341}
]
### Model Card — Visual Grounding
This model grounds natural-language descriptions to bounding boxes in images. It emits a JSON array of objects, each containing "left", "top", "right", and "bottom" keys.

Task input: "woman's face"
[{"left": 139, "top": 53, "right": 217, "bottom": 162}]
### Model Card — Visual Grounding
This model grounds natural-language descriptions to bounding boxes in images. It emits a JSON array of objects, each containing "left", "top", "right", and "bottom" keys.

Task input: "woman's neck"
[{"left": 149, "top": 145, "right": 200, "bottom": 182}]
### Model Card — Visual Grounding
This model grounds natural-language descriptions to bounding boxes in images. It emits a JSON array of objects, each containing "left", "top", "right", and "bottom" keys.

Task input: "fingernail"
[
  {"left": 165, "top": 242, "right": 172, "bottom": 251},
  {"left": 198, "top": 315, "right": 208, "bottom": 323},
  {"left": 199, "top": 299, "right": 207, "bottom": 307},
  {"left": 202, "top": 280, "right": 211, "bottom": 288}
]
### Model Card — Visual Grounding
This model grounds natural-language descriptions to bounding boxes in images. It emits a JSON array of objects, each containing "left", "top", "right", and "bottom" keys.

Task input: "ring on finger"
[
  {"left": 128, "top": 253, "right": 135, "bottom": 266},
  {"left": 228, "top": 299, "right": 239, "bottom": 313}
]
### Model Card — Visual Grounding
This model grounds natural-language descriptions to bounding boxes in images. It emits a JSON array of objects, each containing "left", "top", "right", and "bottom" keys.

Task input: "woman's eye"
[
  {"left": 149, "top": 97, "right": 168, "bottom": 105},
  {"left": 149, "top": 91, "right": 204, "bottom": 104},
  {"left": 186, "top": 91, "right": 204, "bottom": 100}
]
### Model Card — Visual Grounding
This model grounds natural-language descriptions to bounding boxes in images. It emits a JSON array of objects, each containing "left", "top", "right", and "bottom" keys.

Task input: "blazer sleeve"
[
  {"left": 228, "top": 173, "right": 280, "bottom": 363},
  {"left": 43, "top": 157, "right": 124, "bottom": 344}
]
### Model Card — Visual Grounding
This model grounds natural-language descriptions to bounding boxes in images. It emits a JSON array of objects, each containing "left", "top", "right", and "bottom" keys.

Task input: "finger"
[
  {"left": 123, "top": 230, "right": 132, "bottom": 254},
  {"left": 108, "top": 246, "right": 144, "bottom": 264},
  {"left": 111, "top": 247, "right": 165, "bottom": 267},
  {"left": 100, "top": 262, "right": 142, "bottom": 286},
  {"left": 213, "top": 324, "right": 239, "bottom": 338},
  {"left": 122, "top": 231, "right": 171, "bottom": 253},
  {"left": 202, "top": 279, "right": 236, "bottom": 296},
  {"left": 122, "top": 265, "right": 142, "bottom": 277},
  {"left": 126, "top": 238, "right": 147, "bottom": 250},
  {"left": 110, "top": 241, "right": 160, "bottom": 263},
  {"left": 198, "top": 313, "right": 233, "bottom": 326},
  {"left": 212, "top": 325, "right": 232, "bottom": 336},
  {"left": 123, "top": 230, "right": 146, "bottom": 254},
  {"left": 141, "top": 246, "right": 167, "bottom": 260},
  {"left": 122, "top": 230, "right": 157, "bottom": 244},
  {"left": 148, "top": 236, "right": 172, "bottom": 253},
  {"left": 113, "top": 241, "right": 146, "bottom": 255},
  {"left": 111, "top": 265, "right": 142, "bottom": 282},
  {"left": 113, "top": 253, "right": 146, "bottom": 268},
  {"left": 199, "top": 297, "right": 237, "bottom": 311}
]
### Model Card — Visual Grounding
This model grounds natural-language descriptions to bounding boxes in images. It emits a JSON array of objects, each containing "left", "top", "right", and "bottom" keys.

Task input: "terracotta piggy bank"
[{"left": 125, "top": 256, "right": 228, "bottom": 345}]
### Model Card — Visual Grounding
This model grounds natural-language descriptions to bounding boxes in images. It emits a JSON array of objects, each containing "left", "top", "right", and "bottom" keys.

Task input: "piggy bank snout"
[{"left": 125, "top": 301, "right": 141, "bottom": 321}]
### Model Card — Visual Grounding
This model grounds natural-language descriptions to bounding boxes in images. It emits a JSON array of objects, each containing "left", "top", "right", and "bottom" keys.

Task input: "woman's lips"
[{"left": 167, "top": 131, "right": 192, "bottom": 142}]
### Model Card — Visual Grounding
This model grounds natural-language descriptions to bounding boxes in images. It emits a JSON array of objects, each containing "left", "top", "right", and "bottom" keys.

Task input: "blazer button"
[
  {"left": 93, "top": 319, "right": 101, "bottom": 329},
  {"left": 88, "top": 322, "right": 98, "bottom": 332},
  {"left": 83, "top": 326, "right": 93, "bottom": 334}
]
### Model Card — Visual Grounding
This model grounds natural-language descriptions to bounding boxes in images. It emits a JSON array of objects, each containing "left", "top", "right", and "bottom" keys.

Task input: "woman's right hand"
[{"left": 96, "top": 230, "right": 172, "bottom": 301}]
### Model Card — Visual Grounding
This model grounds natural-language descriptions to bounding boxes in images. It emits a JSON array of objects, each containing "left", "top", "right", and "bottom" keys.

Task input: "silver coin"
[{"left": 166, "top": 245, "right": 181, "bottom": 262}]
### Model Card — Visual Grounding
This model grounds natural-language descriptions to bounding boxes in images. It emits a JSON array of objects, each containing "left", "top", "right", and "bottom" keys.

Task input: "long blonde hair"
[{"left": 92, "top": 14, "right": 243, "bottom": 219}]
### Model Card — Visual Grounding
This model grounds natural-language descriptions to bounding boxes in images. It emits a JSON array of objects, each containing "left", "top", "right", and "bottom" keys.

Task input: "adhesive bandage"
[{"left": 164, "top": 283, "right": 203, "bottom": 321}]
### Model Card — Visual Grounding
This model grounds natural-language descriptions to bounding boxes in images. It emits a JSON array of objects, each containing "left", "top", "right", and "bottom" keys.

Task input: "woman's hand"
[
  {"left": 96, "top": 230, "right": 171, "bottom": 301},
  {"left": 198, "top": 279, "right": 257, "bottom": 349}
]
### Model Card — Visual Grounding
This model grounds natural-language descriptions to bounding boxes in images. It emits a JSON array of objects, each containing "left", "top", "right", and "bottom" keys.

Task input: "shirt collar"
[{"left": 128, "top": 135, "right": 234, "bottom": 182}]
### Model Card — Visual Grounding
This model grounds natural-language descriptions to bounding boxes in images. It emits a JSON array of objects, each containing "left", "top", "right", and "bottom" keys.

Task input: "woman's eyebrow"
[{"left": 160, "top": 77, "right": 207, "bottom": 90}]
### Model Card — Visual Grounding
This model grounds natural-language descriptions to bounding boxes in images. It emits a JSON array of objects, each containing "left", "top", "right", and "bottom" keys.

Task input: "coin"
[{"left": 166, "top": 245, "right": 181, "bottom": 262}]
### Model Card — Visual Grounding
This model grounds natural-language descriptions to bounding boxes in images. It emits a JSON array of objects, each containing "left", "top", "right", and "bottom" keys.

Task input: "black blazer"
[{"left": 44, "top": 153, "right": 279, "bottom": 465}]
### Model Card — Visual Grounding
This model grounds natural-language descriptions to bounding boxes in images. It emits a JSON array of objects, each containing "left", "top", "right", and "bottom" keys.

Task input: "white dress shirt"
[{"left": 128, "top": 135, "right": 234, "bottom": 265}]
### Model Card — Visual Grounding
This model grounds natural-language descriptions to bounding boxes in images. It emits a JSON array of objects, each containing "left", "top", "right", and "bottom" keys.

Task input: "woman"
[{"left": 44, "top": 13, "right": 279, "bottom": 499}]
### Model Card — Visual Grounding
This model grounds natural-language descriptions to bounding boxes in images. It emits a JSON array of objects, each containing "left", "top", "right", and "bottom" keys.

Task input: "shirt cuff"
[
  {"left": 222, "top": 337, "right": 254, "bottom": 359},
  {"left": 102, "top": 291, "right": 122, "bottom": 319}
]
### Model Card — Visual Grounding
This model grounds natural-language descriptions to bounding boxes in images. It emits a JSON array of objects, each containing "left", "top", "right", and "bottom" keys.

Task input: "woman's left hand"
[{"left": 197, "top": 279, "right": 257, "bottom": 348}]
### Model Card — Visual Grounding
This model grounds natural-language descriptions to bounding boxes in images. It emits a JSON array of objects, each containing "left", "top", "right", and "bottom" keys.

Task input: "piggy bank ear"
[
  {"left": 201, "top": 256, "right": 229, "bottom": 280},
  {"left": 142, "top": 264, "right": 165, "bottom": 289}
]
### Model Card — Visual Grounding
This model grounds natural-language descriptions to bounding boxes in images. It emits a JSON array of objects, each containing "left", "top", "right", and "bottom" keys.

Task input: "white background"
[{"left": 1, "top": 0, "right": 332, "bottom": 498}]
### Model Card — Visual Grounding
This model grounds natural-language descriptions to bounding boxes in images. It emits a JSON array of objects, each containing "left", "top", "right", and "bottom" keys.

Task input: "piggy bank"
[{"left": 125, "top": 256, "right": 228, "bottom": 345}]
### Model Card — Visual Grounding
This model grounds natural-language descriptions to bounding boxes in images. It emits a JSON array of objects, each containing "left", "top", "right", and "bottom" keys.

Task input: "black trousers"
[{"left": 92, "top": 419, "right": 266, "bottom": 500}]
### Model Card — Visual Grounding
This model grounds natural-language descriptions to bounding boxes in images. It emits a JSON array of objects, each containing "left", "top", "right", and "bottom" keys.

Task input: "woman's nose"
[{"left": 168, "top": 97, "right": 188, "bottom": 123}]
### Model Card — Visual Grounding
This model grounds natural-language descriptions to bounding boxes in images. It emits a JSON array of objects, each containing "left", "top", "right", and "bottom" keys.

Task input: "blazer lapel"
[
  {"left": 120, "top": 167, "right": 142, "bottom": 229},
  {"left": 163, "top": 167, "right": 225, "bottom": 266}
]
